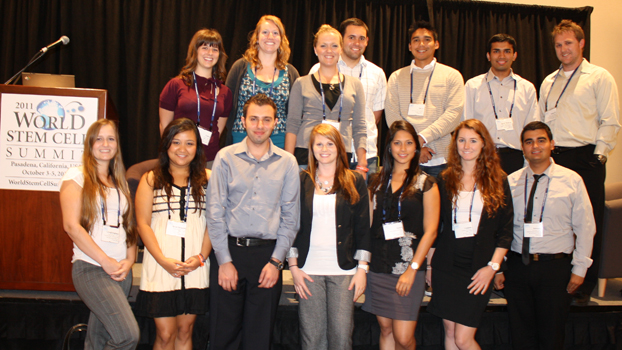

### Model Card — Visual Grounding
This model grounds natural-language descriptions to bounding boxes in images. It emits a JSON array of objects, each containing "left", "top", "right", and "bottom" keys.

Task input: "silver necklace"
[{"left": 315, "top": 173, "right": 333, "bottom": 193}]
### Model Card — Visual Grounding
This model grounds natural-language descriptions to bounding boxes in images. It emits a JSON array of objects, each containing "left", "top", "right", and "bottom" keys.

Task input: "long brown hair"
[
  {"left": 369, "top": 120, "right": 421, "bottom": 198},
  {"left": 151, "top": 118, "right": 207, "bottom": 211},
  {"left": 179, "top": 28, "right": 228, "bottom": 85},
  {"left": 440, "top": 119, "right": 506, "bottom": 217},
  {"left": 306, "top": 123, "right": 359, "bottom": 204},
  {"left": 81, "top": 119, "right": 137, "bottom": 246},
  {"left": 243, "top": 15, "right": 291, "bottom": 70}
]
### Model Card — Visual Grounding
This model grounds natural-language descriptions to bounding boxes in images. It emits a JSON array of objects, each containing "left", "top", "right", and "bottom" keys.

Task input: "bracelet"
[
  {"left": 289, "top": 265, "right": 298, "bottom": 268},
  {"left": 426, "top": 266, "right": 432, "bottom": 270},
  {"left": 198, "top": 253, "right": 206, "bottom": 267},
  {"left": 356, "top": 165, "right": 369, "bottom": 173}
]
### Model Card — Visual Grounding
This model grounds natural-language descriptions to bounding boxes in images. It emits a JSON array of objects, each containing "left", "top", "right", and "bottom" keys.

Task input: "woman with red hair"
[{"left": 427, "top": 119, "right": 513, "bottom": 350}]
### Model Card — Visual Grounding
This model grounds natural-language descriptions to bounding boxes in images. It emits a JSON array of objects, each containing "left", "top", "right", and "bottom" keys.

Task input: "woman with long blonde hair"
[
  {"left": 225, "top": 15, "right": 300, "bottom": 148},
  {"left": 427, "top": 119, "right": 513, "bottom": 350},
  {"left": 59, "top": 119, "right": 139, "bottom": 349},
  {"left": 287, "top": 123, "right": 370, "bottom": 349}
]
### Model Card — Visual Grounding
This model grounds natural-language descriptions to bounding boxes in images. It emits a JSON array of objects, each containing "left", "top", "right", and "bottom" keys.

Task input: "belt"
[
  {"left": 228, "top": 236, "right": 276, "bottom": 247},
  {"left": 510, "top": 251, "right": 569, "bottom": 262},
  {"left": 553, "top": 144, "right": 593, "bottom": 154}
]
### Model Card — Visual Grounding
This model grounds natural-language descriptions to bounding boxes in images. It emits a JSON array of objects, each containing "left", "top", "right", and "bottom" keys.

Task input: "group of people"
[{"left": 58, "top": 14, "right": 619, "bottom": 350}]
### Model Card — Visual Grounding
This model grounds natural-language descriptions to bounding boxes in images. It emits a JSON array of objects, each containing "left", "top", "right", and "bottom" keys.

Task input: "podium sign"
[
  {"left": 0, "top": 93, "right": 98, "bottom": 191},
  {"left": 0, "top": 85, "right": 116, "bottom": 291}
]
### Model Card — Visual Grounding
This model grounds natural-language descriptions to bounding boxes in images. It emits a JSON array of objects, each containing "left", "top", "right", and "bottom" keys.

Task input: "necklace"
[{"left": 315, "top": 173, "right": 333, "bottom": 193}]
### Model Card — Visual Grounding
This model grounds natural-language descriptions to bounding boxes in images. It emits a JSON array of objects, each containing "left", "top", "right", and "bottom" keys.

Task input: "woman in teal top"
[{"left": 224, "top": 15, "right": 300, "bottom": 148}]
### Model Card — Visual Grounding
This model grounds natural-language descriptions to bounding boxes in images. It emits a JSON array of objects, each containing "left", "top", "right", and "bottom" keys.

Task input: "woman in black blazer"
[
  {"left": 426, "top": 119, "right": 513, "bottom": 350},
  {"left": 287, "top": 123, "right": 370, "bottom": 350}
]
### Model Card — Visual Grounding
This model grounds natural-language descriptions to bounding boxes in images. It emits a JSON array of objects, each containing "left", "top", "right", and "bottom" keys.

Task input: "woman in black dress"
[
  {"left": 363, "top": 120, "right": 440, "bottom": 350},
  {"left": 427, "top": 119, "right": 513, "bottom": 350}
]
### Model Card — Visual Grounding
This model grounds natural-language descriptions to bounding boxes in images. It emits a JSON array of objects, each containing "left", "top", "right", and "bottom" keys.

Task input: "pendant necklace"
[{"left": 315, "top": 173, "right": 333, "bottom": 193}]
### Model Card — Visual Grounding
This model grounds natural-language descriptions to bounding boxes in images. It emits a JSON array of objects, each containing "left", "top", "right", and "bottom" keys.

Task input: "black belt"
[
  {"left": 228, "top": 236, "right": 276, "bottom": 247},
  {"left": 510, "top": 251, "right": 569, "bottom": 262},
  {"left": 553, "top": 144, "right": 593, "bottom": 154},
  {"left": 496, "top": 147, "right": 522, "bottom": 154}
]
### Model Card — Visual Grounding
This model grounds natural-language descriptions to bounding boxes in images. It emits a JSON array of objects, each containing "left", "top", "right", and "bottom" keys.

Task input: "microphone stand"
[{"left": 4, "top": 49, "right": 47, "bottom": 85}]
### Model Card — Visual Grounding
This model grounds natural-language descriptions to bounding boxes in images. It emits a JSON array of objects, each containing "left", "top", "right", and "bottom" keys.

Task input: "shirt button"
[{"left": 338, "top": 241, "right": 342, "bottom": 245}]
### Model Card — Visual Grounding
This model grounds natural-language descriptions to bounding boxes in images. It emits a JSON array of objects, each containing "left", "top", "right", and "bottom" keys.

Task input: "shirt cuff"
[
  {"left": 354, "top": 249, "right": 371, "bottom": 263},
  {"left": 272, "top": 246, "right": 288, "bottom": 263},
  {"left": 214, "top": 249, "right": 232, "bottom": 266},
  {"left": 419, "top": 133, "right": 429, "bottom": 145},
  {"left": 286, "top": 247, "right": 299, "bottom": 259}
]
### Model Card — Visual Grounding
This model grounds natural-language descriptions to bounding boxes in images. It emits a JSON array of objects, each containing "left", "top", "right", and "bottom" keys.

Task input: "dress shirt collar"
[
  {"left": 410, "top": 58, "right": 436, "bottom": 72},
  {"left": 525, "top": 158, "right": 557, "bottom": 179},
  {"left": 485, "top": 69, "right": 518, "bottom": 84},
  {"left": 556, "top": 58, "right": 595, "bottom": 78},
  {"left": 233, "top": 137, "right": 279, "bottom": 162},
  {"left": 338, "top": 55, "right": 368, "bottom": 69}
]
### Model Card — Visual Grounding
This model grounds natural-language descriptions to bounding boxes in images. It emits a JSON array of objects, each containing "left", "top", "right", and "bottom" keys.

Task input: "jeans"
[
  {"left": 420, "top": 163, "right": 446, "bottom": 178},
  {"left": 298, "top": 275, "right": 355, "bottom": 350},
  {"left": 72, "top": 260, "right": 140, "bottom": 350}
]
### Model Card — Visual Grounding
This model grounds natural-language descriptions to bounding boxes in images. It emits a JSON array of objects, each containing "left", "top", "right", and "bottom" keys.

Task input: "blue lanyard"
[
  {"left": 410, "top": 65, "right": 435, "bottom": 104},
  {"left": 382, "top": 173, "right": 405, "bottom": 223},
  {"left": 544, "top": 62, "right": 581, "bottom": 112},
  {"left": 523, "top": 173, "right": 549, "bottom": 223},
  {"left": 487, "top": 79, "right": 516, "bottom": 119},
  {"left": 453, "top": 183, "right": 477, "bottom": 224},
  {"left": 193, "top": 72, "right": 218, "bottom": 128},
  {"left": 317, "top": 70, "right": 344, "bottom": 122},
  {"left": 252, "top": 67, "right": 277, "bottom": 97},
  {"left": 101, "top": 183, "right": 121, "bottom": 228},
  {"left": 167, "top": 181, "right": 191, "bottom": 222}
]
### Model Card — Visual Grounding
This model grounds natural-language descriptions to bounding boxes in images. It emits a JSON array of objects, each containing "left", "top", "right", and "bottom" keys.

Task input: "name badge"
[
  {"left": 102, "top": 226, "right": 120, "bottom": 243},
  {"left": 454, "top": 222, "right": 475, "bottom": 238},
  {"left": 544, "top": 108, "right": 557, "bottom": 123},
  {"left": 166, "top": 220, "right": 187, "bottom": 238},
  {"left": 383, "top": 221, "right": 405, "bottom": 240},
  {"left": 408, "top": 103, "right": 425, "bottom": 117},
  {"left": 524, "top": 222, "right": 544, "bottom": 238},
  {"left": 197, "top": 126, "right": 212, "bottom": 146},
  {"left": 496, "top": 118, "right": 514, "bottom": 131},
  {"left": 322, "top": 119, "right": 340, "bottom": 130}
]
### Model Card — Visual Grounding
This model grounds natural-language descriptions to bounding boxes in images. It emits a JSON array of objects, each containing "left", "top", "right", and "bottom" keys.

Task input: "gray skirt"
[{"left": 362, "top": 270, "right": 426, "bottom": 321}]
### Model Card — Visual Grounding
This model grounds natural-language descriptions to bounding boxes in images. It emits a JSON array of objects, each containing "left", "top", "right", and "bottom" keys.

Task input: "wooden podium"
[{"left": 0, "top": 85, "right": 117, "bottom": 291}]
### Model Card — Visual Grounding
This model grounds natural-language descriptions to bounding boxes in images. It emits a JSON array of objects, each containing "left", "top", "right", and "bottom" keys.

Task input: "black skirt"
[{"left": 134, "top": 288, "right": 209, "bottom": 318}]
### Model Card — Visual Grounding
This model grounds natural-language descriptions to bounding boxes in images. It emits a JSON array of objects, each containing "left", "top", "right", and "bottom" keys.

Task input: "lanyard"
[
  {"left": 523, "top": 173, "right": 549, "bottom": 223},
  {"left": 487, "top": 79, "right": 516, "bottom": 119},
  {"left": 544, "top": 62, "right": 581, "bottom": 112},
  {"left": 167, "top": 181, "right": 191, "bottom": 222},
  {"left": 453, "top": 183, "right": 477, "bottom": 224},
  {"left": 382, "top": 174, "right": 405, "bottom": 223},
  {"left": 101, "top": 183, "right": 121, "bottom": 228},
  {"left": 252, "top": 67, "right": 277, "bottom": 97},
  {"left": 317, "top": 70, "right": 344, "bottom": 122},
  {"left": 410, "top": 65, "right": 435, "bottom": 104},
  {"left": 193, "top": 72, "right": 218, "bottom": 128}
]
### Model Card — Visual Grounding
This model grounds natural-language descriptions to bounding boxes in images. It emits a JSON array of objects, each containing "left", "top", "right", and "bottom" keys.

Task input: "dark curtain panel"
[
  {"left": 0, "top": 0, "right": 592, "bottom": 167},
  {"left": 430, "top": 0, "right": 593, "bottom": 84}
]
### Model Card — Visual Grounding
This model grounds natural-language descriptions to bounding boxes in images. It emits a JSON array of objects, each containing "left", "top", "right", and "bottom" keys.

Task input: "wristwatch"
[
  {"left": 596, "top": 154, "right": 607, "bottom": 165},
  {"left": 357, "top": 264, "right": 369, "bottom": 273},
  {"left": 411, "top": 261, "right": 420, "bottom": 271},
  {"left": 269, "top": 258, "right": 284, "bottom": 271},
  {"left": 487, "top": 261, "right": 500, "bottom": 271}
]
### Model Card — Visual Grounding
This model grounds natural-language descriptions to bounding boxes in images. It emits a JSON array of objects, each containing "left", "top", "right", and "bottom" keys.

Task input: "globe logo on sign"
[{"left": 36, "top": 99, "right": 65, "bottom": 130}]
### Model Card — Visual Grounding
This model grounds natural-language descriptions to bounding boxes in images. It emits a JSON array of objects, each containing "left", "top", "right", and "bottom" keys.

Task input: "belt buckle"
[
  {"left": 532, "top": 253, "right": 540, "bottom": 262},
  {"left": 236, "top": 237, "right": 247, "bottom": 247}
]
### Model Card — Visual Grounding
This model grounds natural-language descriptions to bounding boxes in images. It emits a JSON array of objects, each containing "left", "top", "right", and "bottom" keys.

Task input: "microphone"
[{"left": 40, "top": 36, "right": 70, "bottom": 53}]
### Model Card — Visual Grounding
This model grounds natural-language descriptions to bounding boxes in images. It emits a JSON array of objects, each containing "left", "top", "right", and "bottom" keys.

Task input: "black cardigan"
[
  {"left": 292, "top": 171, "right": 371, "bottom": 270},
  {"left": 431, "top": 177, "right": 514, "bottom": 274}
]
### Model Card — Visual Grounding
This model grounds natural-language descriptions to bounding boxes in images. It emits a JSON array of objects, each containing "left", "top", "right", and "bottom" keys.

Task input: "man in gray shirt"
[{"left": 207, "top": 93, "right": 301, "bottom": 350}]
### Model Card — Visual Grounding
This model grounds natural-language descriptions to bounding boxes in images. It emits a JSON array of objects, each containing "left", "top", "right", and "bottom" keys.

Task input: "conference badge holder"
[
  {"left": 197, "top": 126, "right": 212, "bottom": 146},
  {"left": 166, "top": 220, "right": 187, "bottom": 238},
  {"left": 523, "top": 222, "right": 544, "bottom": 238},
  {"left": 102, "top": 226, "right": 120, "bottom": 243},
  {"left": 322, "top": 119, "right": 340, "bottom": 130},
  {"left": 544, "top": 108, "right": 557, "bottom": 123},
  {"left": 383, "top": 221, "right": 406, "bottom": 240},
  {"left": 496, "top": 118, "right": 514, "bottom": 131},
  {"left": 453, "top": 222, "right": 475, "bottom": 238},
  {"left": 408, "top": 103, "right": 425, "bottom": 117}
]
